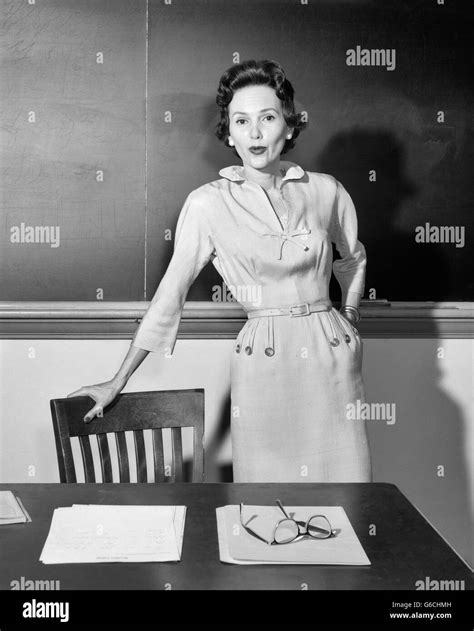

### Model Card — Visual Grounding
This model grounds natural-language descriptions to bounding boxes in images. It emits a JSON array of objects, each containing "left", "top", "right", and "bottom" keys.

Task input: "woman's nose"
[{"left": 249, "top": 123, "right": 262, "bottom": 139}]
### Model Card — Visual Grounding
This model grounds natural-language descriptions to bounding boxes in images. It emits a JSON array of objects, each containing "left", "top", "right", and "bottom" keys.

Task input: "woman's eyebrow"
[{"left": 231, "top": 108, "right": 278, "bottom": 116}]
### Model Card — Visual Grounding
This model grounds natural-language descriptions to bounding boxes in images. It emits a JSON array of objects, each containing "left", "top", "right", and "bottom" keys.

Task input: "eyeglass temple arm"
[
  {"left": 275, "top": 499, "right": 290, "bottom": 519},
  {"left": 239, "top": 503, "right": 272, "bottom": 545}
]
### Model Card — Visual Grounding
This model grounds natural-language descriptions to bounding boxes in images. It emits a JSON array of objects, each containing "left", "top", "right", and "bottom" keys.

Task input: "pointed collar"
[{"left": 218, "top": 161, "right": 305, "bottom": 183}]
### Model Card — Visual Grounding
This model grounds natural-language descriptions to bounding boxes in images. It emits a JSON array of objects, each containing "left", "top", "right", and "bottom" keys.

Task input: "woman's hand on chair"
[{"left": 67, "top": 375, "right": 127, "bottom": 423}]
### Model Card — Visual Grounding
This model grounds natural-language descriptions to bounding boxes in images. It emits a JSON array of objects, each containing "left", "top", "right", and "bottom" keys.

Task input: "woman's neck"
[{"left": 242, "top": 163, "right": 284, "bottom": 192}]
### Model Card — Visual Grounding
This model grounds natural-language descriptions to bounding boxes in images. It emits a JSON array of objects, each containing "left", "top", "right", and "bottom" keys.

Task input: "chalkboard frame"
[{"left": 0, "top": 302, "right": 472, "bottom": 339}]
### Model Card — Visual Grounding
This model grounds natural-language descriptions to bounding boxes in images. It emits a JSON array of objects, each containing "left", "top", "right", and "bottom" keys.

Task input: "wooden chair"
[{"left": 50, "top": 389, "right": 204, "bottom": 483}]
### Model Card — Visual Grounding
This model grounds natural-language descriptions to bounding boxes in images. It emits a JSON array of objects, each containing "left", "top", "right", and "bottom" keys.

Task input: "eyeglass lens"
[
  {"left": 307, "top": 515, "right": 332, "bottom": 538},
  {"left": 274, "top": 519, "right": 299, "bottom": 544}
]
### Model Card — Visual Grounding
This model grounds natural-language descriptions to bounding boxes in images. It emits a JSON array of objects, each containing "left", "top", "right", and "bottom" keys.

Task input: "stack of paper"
[
  {"left": 216, "top": 505, "right": 370, "bottom": 565},
  {"left": 0, "top": 491, "right": 32, "bottom": 525},
  {"left": 39, "top": 504, "right": 186, "bottom": 564}
]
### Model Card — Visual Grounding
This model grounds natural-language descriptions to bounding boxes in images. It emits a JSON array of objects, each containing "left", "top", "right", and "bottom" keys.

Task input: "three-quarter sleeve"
[
  {"left": 131, "top": 192, "right": 215, "bottom": 355},
  {"left": 330, "top": 180, "right": 367, "bottom": 297}
]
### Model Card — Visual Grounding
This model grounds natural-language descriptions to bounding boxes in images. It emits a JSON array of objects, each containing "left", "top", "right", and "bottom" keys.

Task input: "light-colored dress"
[{"left": 131, "top": 161, "right": 372, "bottom": 482}]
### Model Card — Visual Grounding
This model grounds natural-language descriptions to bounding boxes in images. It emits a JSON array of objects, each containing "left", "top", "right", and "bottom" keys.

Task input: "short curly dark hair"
[{"left": 215, "top": 59, "right": 306, "bottom": 155}]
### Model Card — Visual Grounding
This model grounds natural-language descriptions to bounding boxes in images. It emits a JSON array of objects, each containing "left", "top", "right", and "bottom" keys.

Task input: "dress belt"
[
  {"left": 247, "top": 300, "right": 332, "bottom": 319},
  {"left": 237, "top": 299, "right": 350, "bottom": 357}
]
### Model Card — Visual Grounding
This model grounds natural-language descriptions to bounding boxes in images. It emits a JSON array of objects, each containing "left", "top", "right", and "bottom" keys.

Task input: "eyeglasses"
[{"left": 239, "top": 500, "right": 336, "bottom": 546}]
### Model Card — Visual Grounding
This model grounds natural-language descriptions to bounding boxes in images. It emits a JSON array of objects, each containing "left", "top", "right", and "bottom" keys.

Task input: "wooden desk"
[{"left": 0, "top": 483, "right": 471, "bottom": 590}]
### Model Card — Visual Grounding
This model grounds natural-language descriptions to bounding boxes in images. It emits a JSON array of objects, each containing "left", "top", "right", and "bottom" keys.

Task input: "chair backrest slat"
[
  {"left": 51, "top": 400, "right": 77, "bottom": 483},
  {"left": 115, "top": 431, "right": 130, "bottom": 483},
  {"left": 97, "top": 434, "right": 113, "bottom": 482},
  {"left": 152, "top": 429, "right": 165, "bottom": 482},
  {"left": 79, "top": 435, "right": 96, "bottom": 483},
  {"left": 192, "top": 418, "right": 205, "bottom": 483},
  {"left": 50, "top": 389, "right": 205, "bottom": 483},
  {"left": 133, "top": 430, "right": 148, "bottom": 482},
  {"left": 171, "top": 427, "right": 183, "bottom": 482}
]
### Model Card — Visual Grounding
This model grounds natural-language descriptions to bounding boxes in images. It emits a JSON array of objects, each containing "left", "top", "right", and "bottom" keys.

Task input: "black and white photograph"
[{"left": 0, "top": 0, "right": 472, "bottom": 627}]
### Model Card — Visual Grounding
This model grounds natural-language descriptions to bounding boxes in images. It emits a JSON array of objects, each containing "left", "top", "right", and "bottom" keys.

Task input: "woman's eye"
[
  {"left": 235, "top": 119, "right": 247, "bottom": 125},
  {"left": 264, "top": 115, "right": 275, "bottom": 121}
]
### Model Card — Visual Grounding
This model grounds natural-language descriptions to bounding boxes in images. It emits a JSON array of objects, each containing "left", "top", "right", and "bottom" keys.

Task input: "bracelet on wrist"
[{"left": 340, "top": 305, "right": 361, "bottom": 323}]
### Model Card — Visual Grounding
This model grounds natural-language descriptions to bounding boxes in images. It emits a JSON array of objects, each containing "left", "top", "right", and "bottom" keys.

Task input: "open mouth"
[{"left": 249, "top": 146, "right": 267, "bottom": 155}]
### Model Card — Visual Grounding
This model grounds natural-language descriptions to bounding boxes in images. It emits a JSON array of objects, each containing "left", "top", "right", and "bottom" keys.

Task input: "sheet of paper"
[
  {"left": 216, "top": 505, "right": 370, "bottom": 565},
  {"left": 173, "top": 505, "right": 186, "bottom": 554},
  {"left": 69, "top": 504, "right": 187, "bottom": 556},
  {"left": 0, "top": 491, "right": 31, "bottom": 524},
  {"left": 40, "top": 505, "right": 186, "bottom": 564}
]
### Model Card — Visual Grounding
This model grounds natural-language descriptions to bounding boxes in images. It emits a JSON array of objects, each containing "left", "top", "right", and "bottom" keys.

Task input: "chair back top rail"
[{"left": 51, "top": 389, "right": 204, "bottom": 436}]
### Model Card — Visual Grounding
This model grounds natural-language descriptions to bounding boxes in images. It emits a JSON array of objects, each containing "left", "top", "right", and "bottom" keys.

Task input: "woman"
[{"left": 69, "top": 59, "right": 372, "bottom": 483}]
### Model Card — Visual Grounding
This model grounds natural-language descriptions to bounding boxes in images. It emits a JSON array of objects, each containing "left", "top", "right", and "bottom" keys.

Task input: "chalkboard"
[
  {"left": 1, "top": 0, "right": 472, "bottom": 302},
  {"left": 0, "top": 0, "right": 146, "bottom": 300}
]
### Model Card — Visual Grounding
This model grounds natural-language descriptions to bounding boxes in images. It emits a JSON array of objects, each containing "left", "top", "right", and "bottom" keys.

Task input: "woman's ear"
[
  {"left": 286, "top": 128, "right": 293, "bottom": 140},
  {"left": 228, "top": 137, "right": 235, "bottom": 147}
]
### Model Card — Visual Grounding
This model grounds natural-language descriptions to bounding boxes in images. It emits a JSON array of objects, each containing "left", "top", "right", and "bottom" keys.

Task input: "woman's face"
[{"left": 227, "top": 85, "right": 290, "bottom": 174}]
